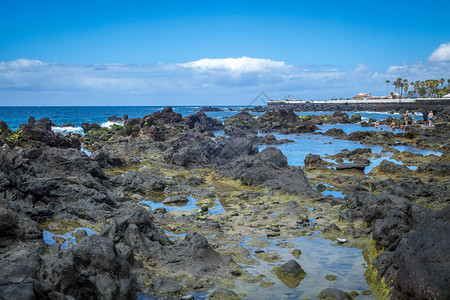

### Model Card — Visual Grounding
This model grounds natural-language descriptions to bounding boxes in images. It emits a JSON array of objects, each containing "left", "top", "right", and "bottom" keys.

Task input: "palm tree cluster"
[{"left": 385, "top": 78, "right": 450, "bottom": 98}]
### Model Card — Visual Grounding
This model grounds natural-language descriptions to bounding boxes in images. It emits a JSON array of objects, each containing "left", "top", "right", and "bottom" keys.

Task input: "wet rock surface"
[{"left": 1, "top": 106, "right": 449, "bottom": 299}]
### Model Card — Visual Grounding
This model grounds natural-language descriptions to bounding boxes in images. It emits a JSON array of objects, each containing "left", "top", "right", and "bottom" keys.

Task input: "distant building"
[
  {"left": 385, "top": 92, "right": 404, "bottom": 99},
  {"left": 352, "top": 93, "right": 373, "bottom": 100}
]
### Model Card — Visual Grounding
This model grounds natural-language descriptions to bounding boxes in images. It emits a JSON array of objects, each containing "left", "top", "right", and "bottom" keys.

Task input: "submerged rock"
[
  {"left": 271, "top": 260, "right": 306, "bottom": 288},
  {"left": 318, "top": 288, "right": 351, "bottom": 300}
]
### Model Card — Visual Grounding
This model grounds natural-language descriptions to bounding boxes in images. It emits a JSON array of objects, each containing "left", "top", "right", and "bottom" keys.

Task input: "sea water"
[{"left": 0, "top": 106, "right": 399, "bottom": 131}]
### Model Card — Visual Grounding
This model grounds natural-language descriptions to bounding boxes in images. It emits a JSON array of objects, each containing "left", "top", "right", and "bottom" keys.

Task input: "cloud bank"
[
  {"left": 428, "top": 42, "right": 450, "bottom": 63},
  {"left": 1, "top": 43, "right": 449, "bottom": 105}
]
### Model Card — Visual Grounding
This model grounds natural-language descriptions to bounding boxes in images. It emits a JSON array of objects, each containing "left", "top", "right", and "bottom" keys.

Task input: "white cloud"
[
  {"left": 428, "top": 42, "right": 450, "bottom": 63},
  {"left": 0, "top": 56, "right": 449, "bottom": 105},
  {"left": 178, "top": 56, "right": 288, "bottom": 73}
]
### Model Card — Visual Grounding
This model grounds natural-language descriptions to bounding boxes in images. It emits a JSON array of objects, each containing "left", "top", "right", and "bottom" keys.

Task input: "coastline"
[
  {"left": 268, "top": 98, "right": 450, "bottom": 111},
  {"left": 0, "top": 106, "right": 448, "bottom": 299}
]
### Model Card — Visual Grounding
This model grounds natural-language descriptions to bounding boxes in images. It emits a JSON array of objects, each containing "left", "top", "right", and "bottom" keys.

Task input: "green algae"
[{"left": 271, "top": 264, "right": 307, "bottom": 288}]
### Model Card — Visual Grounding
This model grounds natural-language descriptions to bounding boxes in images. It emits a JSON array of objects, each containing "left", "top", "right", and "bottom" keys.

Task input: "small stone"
[
  {"left": 181, "top": 295, "right": 194, "bottom": 300},
  {"left": 197, "top": 215, "right": 207, "bottom": 220},
  {"left": 361, "top": 289, "right": 372, "bottom": 295},
  {"left": 337, "top": 238, "right": 347, "bottom": 243},
  {"left": 291, "top": 249, "right": 302, "bottom": 258},
  {"left": 323, "top": 223, "right": 341, "bottom": 232},
  {"left": 254, "top": 249, "right": 265, "bottom": 253},
  {"left": 348, "top": 291, "right": 359, "bottom": 298},
  {"left": 267, "top": 232, "right": 281, "bottom": 237},
  {"left": 74, "top": 229, "right": 88, "bottom": 241},
  {"left": 318, "top": 288, "right": 351, "bottom": 300},
  {"left": 325, "top": 274, "right": 337, "bottom": 281},
  {"left": 271, "top": 260, "right": 306, "bottom": 288},
  {"left": 193, "top": 283, "right": 203, "bottom": 289},
  {"left": 316, "top": 184, "right": 326, "bottom": 192},
  {"left": 231, "top": 269, "right": 242, "bottom": 276},
  {"left": 201, "top": 205, "right": 209, "bottom": 212},
  {"left": 163, "top": 195, "right": 189, "bottom": 204},
  {"left": 260, "top": 281, "right": 275, "bottom": 288}
]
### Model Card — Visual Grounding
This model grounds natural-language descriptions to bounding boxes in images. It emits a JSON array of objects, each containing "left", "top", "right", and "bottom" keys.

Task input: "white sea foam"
[
  {"left": 101, "top": 121, "right": 123, "bottom": 128},
  {"left": 52, "top": 126, "right": 84, "bottom": 135}
]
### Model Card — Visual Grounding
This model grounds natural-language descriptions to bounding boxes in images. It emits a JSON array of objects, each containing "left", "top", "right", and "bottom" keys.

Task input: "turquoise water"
[
  {"left": 258, "top": 132, "right": 383, "bottom": 167},
  {"left": 140, "top": 196, "right": 226, "bottom": 214},
  {"left": 0, "top": 106, "right": 399, "bottom": 131},
  {"left": 43, "top": 228, "right": 97, "bottom": 249},
  {"left": 233, "top": 237, "right": 371, "bottom": 299}
]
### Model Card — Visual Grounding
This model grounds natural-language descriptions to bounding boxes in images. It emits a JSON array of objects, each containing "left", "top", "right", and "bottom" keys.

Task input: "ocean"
[{"left": 0, "top": 106, "right": 400, "bottom": 131}]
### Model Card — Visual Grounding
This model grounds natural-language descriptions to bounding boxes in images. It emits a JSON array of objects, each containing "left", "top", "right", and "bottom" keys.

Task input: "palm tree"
[
  {"left": 403, "top": 79, "right": 408, "bottom": 97},
  {"left": 394, "top": 78, "right": 403, "bottom": 95},
  {"left": 385, "top": 80, "right": 391, "bottom": 96}
]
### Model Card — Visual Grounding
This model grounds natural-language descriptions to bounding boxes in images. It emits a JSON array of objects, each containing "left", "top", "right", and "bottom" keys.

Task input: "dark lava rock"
[
  {"left": 416, "top": 161, "right": 450, "bottom": 176},
  {"left": 258, "top": 108, "right": 318, "bottom": 134},
  {"left": 0, "top": 146, "right": 116, "bottom": 222},
  {"left": 163, "top": 195, "right": 189, "bottom": 204},
  {"left": 323, "top": 128, "right": 347, "bottom": 137},
  {"left": 370, "top": 160, "right": 411, "bottom": 175},
  {"left": 39, "top": 234, "right": 136, "bottom": 299},
  {"left": 271, "top": 260, "right": 306, "bottom": 288},
  {"left": 81, "top": 122, "right": 102, "bottom": 132},
  {"left": 209, "top": 288, "right": 239, "bottom": 299},
  {"left": 164, "top": 135, "right": 257, "bottom": 167},
  {"left": 171, "top": 232, "right": 230, "bottom": 274},
  {"left": 218, "top": 147, "right": 318, "bottom": 197},
  {"left": 152, "top": 277, "right": 182, "bottom": 295},
  {"left": 110, "top": 170, "right": 166, "bottom": 195},
  {"left": 224, "top": 112, "right": 258, "bottom": 136},
  {"left": 350, "top": 114, "right": 361, "bottom": 123},
  {"left": 183, "top": 112, "right": 223, "bottom": 133},
  {"left": 199, "top": 106, "right": 222, "bottom": 112},
  {"left": 318, "top": 288, "right": 351, "bottom": 300},
  {"left": 335, "top": 163, "right": 365, "bottom": 171},
  {"left": 18, "top": 117, "right": 80, "bottom": 149},
  {"left": 91, "top": 150, "right": 126, "bottom": 169},
  {"left": 389, "top": 206, "right": 450, "bottom": 300},
  {"left": 101, "top": 207, "right": 171, "bottom": 259},
  {"left": 304, "top": 153, "right": 327, "bottom": 168}
]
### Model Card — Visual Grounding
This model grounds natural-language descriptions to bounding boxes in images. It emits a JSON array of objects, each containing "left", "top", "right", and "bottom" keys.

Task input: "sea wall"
[{"left": 268, "top": 99, "right": 450, "bottom": 112}]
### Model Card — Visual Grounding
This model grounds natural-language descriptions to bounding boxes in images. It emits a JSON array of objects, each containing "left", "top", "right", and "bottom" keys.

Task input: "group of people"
[{"left": 376, "top": 109, "right": 435, "bottom": 131}]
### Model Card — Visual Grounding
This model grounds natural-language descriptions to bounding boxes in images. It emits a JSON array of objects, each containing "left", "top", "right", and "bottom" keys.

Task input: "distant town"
[{"left": 273, "top": 77, "right": 450, "bottom": 102}]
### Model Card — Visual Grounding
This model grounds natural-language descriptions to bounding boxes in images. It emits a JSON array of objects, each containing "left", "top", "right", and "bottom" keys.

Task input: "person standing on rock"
[
  {"left": 390, "top": 121, "right": 396, "bottom": 131},
  {"left": 403, "top": 110, "right": 409, "bottom": 126},
  {"left": 422, "top": 110, "right": 428, "bottom": 124},
  {"left": 411, "top": 112, "right": 415, "bottom": 125},
  {"left": 428, "top": 111, "right": 434, "bottom": 127},
  {"left": 375, "top": 121, "right": 379, "bottom": 129}
]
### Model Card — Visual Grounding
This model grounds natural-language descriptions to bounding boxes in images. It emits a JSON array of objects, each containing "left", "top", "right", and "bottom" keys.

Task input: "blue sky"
[{"left": 1, "top": 0, "right": 449, "bottom": 105}]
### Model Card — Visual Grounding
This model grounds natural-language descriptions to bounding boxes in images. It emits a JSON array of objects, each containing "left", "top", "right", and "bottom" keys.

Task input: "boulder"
[
  {"left": 318, "top": 288, "right": 351, "bottom": 300},
  {"left": 390, "top": 206, "right": 450, "bottom": 299},
  {"left": 39, "top": 235, "right": 136, "bottom": 299},
  {"left": 18, "top": 117, "right": 80, "bottom": 149},
  {"left": 335, "top": 163, "right": 365, "bottom": 171},
  {"left": 271, "top": 260, "right": 306, "bottom": 288},
  {"left": 163, "top": 195, "right": 189, "bottom": 204},
  {"left": 91, "top": 150, "right": 126, "bottom": 169}
]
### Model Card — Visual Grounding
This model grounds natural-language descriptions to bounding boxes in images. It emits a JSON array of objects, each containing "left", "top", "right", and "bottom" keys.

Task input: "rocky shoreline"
[
  {"left": 0, "top": 107, "right": 449, "bottom": 299},
  {"left": 268, "top": 98, "right": 450, "bottom": 112}
]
